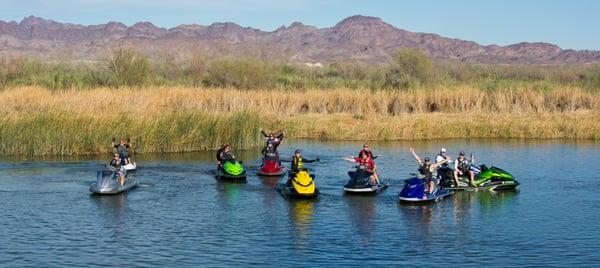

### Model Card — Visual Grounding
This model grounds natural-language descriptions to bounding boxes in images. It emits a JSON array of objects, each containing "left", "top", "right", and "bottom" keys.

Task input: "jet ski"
[
  {"left": 257, "top": 153, "right": 286, "bottom": 176},
  {"left": 276, "top": 170, "right": 319, "bottom": 199},
  {"left": 90, "top": 167, "right": 139, "bottom": 195},
  {"left": 398, "top": 176, "right": 452, "bottom": 203},
  {"left": 344, "top": 165, "right": 388, "bottom": 194},
  {"left": 441, "top": 164, "right": 519, "bottom": 191},
  {"left": 215, "top": 160, "right": 247, "bottom": 181},
  {"left": 117, "top": 150, "right": 136, "bottom": 171},
  {"left": 123, "top": 162, "right": 137, "bottom": 171}
]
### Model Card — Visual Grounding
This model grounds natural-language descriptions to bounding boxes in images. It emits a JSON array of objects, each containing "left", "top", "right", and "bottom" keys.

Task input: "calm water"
[{"left": 1, "top": 139, "right": 599, "bottom": 267}]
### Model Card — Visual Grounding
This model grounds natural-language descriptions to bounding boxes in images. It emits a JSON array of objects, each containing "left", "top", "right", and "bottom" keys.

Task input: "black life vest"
[
  {"left": 110, "top": 159, "right": 121, "bottom": 169},
  {"left": 457, "top": 159, "right": 469, "bottom": 172},
  {"left": 418, "top": 163, "right": 433, "bottom": 179},
  {"left": 216, "top": 148, "right": 224, "bottom": 161}
]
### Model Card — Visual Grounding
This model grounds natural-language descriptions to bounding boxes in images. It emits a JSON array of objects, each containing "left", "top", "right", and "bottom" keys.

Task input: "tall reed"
[{"left": 0, "top": 86, "right": 598, "bottom": 156}]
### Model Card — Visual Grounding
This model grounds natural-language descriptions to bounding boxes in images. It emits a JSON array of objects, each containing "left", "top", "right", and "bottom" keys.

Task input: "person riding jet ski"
[
  {"left": 216, "top": 144, "right": 236, "bottom": 171},
  {"left": 344, "top": 153, "right": 379, "bottom": 185},
  {"left": 111, "top": 138, "right": 133, "bottom": 165},
  {"left": 260, "top": 128, "right": 284, "bottom": 151},
  {"left": 454, "top": 151, "right": 478, "bottom": 187},
  {"left": 109, "top": 153, "right": 126, "bottom": 186},
  {"left": 261, "top": 143, "right": 279, "bottom": 158},
  {"left": 357, "top": 143, "right": 380, "bottom": 179},
  {"left": 357, "top": 143, "right": 377, "bottom": 159},
  {"left": 281, "top": 149, "right": 319, "bottom": 185},
  {"left": 435, "top": 147, "right": 455, "bottom": 186},
  {"left": 409, "top": 148, "right": 449, "bottom": 197}
]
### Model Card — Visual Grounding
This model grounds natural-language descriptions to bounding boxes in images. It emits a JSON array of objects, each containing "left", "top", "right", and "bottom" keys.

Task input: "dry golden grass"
[
  {"left": 1, "top": 86, "right": 599, "bottom": 156},
  {"left": 2, "top": 86, "right": 598, "bottom": 116}
]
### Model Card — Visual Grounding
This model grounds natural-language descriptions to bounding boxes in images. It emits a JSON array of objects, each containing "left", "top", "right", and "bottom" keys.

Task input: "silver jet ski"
[{"left": 90, "top": 167, "right": 139, "bottom": 195}]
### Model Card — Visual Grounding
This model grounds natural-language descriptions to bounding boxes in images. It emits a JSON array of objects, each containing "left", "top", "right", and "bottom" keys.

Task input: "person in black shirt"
[{"left": 111, "top": 138, "right": 132, "bottom": 165}]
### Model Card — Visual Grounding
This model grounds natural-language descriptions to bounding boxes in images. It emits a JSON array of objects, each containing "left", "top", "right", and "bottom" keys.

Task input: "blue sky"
[{"left": 1, "top": 0, "right": 598, "bottom": 50}]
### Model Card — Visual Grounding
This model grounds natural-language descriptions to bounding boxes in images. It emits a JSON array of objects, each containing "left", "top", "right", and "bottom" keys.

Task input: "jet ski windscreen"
[{"left": 97, "top": 170, "right": 116, "bottom": 188}]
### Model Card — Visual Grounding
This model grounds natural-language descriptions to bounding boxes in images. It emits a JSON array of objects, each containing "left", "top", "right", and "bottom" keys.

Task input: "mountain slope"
[{"left": 0, "top": 15, "right": 598, "bottom": 64}]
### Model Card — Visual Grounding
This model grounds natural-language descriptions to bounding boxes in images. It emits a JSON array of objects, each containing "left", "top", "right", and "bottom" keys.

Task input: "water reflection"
[
  {"left": 91, "top": 193, "right": 129, "bottom": 238},
  {"left": 451, "top": 192, "right": 476, "bottom": 225},
  {"left": 478, "top": 190, "right": 518, "bottom": 212},
  {"left": 258, "top": 176, "right": 281, "bottom": 188},
  {"left": 215, "top": 181, "right": 244, "bottom": 209},
  {"left": 259, "top": 176, "right": 282, "bottom": 210},
  {"left": 287, "top": 200, "right": 316, "bottom": 249},
  {"left": 399, "top": 203, "right": 435, "bottom": 241},
  {"left": 345, "top": 196, "right": 377, "bottom": 245}
]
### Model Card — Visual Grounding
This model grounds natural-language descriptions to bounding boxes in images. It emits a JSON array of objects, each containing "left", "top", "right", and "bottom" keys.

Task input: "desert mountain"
[{"left": 1, "top": 15, "right": 599, "bottom": 64}]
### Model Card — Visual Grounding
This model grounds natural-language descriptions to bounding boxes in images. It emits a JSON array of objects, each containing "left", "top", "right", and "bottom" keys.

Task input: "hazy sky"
[{"left": 1, "top": 0, "right": 598, "bottom": 50}]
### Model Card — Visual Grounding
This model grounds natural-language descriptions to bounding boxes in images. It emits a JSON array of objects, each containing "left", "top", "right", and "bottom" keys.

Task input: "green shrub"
[{"left": 106, "top": 49, "right": 150, "bottom": 88}]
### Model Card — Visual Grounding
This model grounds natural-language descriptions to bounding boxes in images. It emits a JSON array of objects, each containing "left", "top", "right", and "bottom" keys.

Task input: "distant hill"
[{"left": 1, "top": 15, "right": 599, "bottom": 64}]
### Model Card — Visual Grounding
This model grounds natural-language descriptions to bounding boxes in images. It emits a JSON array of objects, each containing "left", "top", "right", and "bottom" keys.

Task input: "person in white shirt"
[{"left": 436, "top": 147, "right": 456, "bottom": 186}]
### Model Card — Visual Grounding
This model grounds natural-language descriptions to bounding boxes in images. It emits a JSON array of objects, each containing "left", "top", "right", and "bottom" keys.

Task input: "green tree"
[
  {"left": 384, "top": 47, "right": 433, "bottom": 90},
  {"left": 106, "top": 49, "right": 150, "bottom": 87}
]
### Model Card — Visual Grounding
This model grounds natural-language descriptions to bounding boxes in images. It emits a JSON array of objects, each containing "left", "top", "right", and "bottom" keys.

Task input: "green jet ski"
[
  {"left": 216, "top": 160, "right": 247, "bottom": 181},
  {"left": 441, "top": 164, "right": 519, "bottom": 191}
]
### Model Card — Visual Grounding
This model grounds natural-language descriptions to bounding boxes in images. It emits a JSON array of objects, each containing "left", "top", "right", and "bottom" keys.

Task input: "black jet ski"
[
  {"left": 343, "top": 165, "right": 388, "bottom": 194},
  {"left": 90, "top": 167, "right": 138, "bottom": 195}
]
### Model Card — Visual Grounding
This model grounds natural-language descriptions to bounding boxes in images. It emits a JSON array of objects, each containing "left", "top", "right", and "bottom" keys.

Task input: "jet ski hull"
[
  {"left": 257, "top": 170, "right": 286, "bottom": 176},
  {"left": 439, "top": 165, "right": 519, "bottom": 191},
  {"left": 123, "top": 162, "right": 136, "bottom": 171},
  {"left": 215, "top": 171, "right": 247, "bottom": 182},
  {"left": 445, "top": 180, "right": 520, "bottom": 191},
  {"left": 90, "top": 169, "right": 138, "bottom": 195},
  {"left": 344, "top": 183, "right": 389, "bottom": 194},
  {"left": 216, "top": 161, "right": 247, "bottom": 182},
  {"left": 344, "top": 169, "right": 388, "bottom": 195},
  {"left": 90, "top": 180, "right": 139, "bottom": 195},
  {"left": 276, "top": 184, "right": 319, "bottom": 199},
  {"left": 398, "top": 177, "right": 453, "bottom": 203},
  {"left": 257, "top": 157, "right": 286, "bottom": 176}
]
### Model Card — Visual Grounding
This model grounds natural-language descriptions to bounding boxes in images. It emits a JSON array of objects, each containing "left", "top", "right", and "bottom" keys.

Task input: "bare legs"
[
  {"left": 454, "top": 170, "right": 476, "bottom": 187},
  {"left": 118, "top": 172, "right": 125, "bottom": 186}
]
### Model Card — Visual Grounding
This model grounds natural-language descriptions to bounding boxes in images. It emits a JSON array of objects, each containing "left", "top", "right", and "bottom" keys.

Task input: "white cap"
[{"left": 440, "top": 147, "right": 447, "bottom": 153}]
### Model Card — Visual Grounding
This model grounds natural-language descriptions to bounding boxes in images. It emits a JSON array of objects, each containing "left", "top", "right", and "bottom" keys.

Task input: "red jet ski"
[{"left": 257, "top": 153, "right": 286, "bottom": 176}]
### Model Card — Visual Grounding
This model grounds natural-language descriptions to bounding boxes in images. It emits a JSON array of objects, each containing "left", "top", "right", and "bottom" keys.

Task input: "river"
[{"left": 1, "top": 139, "right": 599, "bottom": 267}]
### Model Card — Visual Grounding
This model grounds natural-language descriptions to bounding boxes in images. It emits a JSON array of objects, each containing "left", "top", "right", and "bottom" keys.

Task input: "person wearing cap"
[
  {"left": 435, "top": 147, "right": 450, "bottom": 165},
  {"left": 454, "top": 151, "right": 476, "bottom": 187},
  {"left": 260, "top": 128, "right": 284, "bottom": 151},
  {"left": 282, "top": 149, "right": 319, "bottom": 185},
  {"left": 409, "top": 148, "right": 449, "bottom": 197},
  {"left": 111, "top": 138, "right": 132, "bottom": 165},
  {"left": 216, "top": 144, "right": 236, "bottom": 171},
  {"left": 344, "top": 152, "right": 379, "bottom": 185},
  {"left": 436, "top": 147, "right": 456, "bottom": 186}
]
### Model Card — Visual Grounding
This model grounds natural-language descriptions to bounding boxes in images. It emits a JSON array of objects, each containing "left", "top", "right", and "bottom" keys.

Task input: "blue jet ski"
[
  {"left": 398, "top": 177, "right": 452, "bottom": 203},
  {"left": 90, "top": 167, "right": 139, "bottom": 195},
  {"left": 344, "top": 165, "right": 388, "bottom": 194}
]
